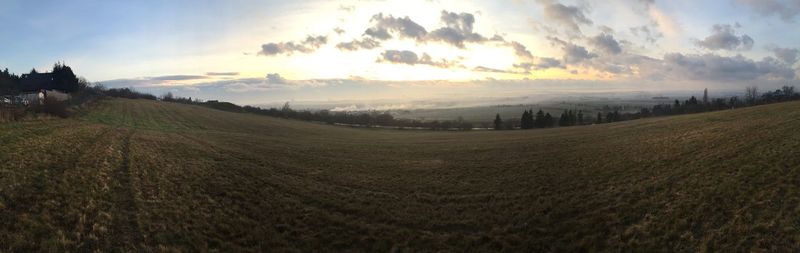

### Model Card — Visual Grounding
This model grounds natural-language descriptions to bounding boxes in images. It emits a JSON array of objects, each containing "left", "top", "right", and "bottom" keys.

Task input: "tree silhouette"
[
  {"left": 520, "top": 110, "right": 534, "bottom": 129},
  {"left": 51, "top": 62, "right": 80, "bottom": 92},
  {"left": 534, "top": 109, "right": 546, "bottom": 128},
  {"left": 544, "top": 113, "right": 554, "bottom": 127},
  {"left": 745, "top": 86, "right": 759, "bottom": 105},
  {"left": 559, "top": 110, "right": 568, "bottom": 126},
  {"left": 494, "top": 114, "right": 503, "bottom": 130}
]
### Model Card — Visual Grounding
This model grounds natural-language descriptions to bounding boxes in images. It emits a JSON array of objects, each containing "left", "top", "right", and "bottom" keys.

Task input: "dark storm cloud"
[
  {"left": 695, "top": 24, "right": 754, "bottom": 51},
  {"left": 588, "top": 33, "right": 622, "bottom": 55},
  {"left": 258, "top": 35, "right": 328, "bottom": 56}
]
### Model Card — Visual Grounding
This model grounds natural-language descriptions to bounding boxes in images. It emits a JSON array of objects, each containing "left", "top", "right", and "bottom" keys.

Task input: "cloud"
[
  {"left": 362, "top": 11, "right": 498, "bottom": 49},
  {"left": 364, "top": 13, "right": 427, "bottom": 41},
  {"left": 378, "top": 50, "right": 459, "bottom": 68},
  {"left": 509, "top": 41, "right": 534, "bottom": 59},
  {"left": 473, "top": 66, "right": 516, "bottom": 73},
  {"left": 630, "top": 25, "right": 663, "bottom": 43},
  {"left": 548, "top": 36, "right": 597, "bottom": 64},
  {"left": 206, "top": 72, "right": 239, "bottom": 76},
  {"left": 532, "top": 57, "right": 565, "bottom": 69},
  {"left": 336, "top": 37, "right": 381, "bottom": 51},
  {"left": 333, "top": 27, "right": 345, "bottom": 35},
  {"left": 735, "top": 0, "right": 800, "bottom": 21},
  {"left": 101, "top": 75, "right": 208, "bottom": 88},
  {"left": 538, "top": 1, "right": 593, "bottom": 33},
  {"left": 266, "top": 73, "right": 287, "bottom": 84},
  {"left": 598, "top": 25, "right": 614, "bottom": 34},
  {"left": 661, "top": 53, "right": 795, "bottom": 81},
  {"left": 338, "top": 4, "right": 355, "bottom": 12},
  {"left": 588, "top": 33, "right": 622, "bottom": 55},
  {"left": 427, "top": 11, "right": 489, "bottom": 48},
  {"left": 514, "top": 57, "right": 565, "bottom": 72},
  {"left": 770, "top": 47, "right": 799, "bottom": 64},
  {"left": 225, "top": 82, "right": 273, "bottom": 93},
  {"left": 637, "top": 0, "right": 655, "bottom": 8},
  {"left": 695, "top": 24, "right": 754, "bottom": 51},
  {"left": 490, "top": 40, "right": 565, "bottom": 73},
  {"left": 647, "top": 6, "right": 681, "bottom": 37},
  {"left": 379, "top": 50, "right": 419, "bottom": 65},
  {"left": 150, "top": 75, "right": 208, "bottom": 81},
  {"left": 258, "top": 35, "right": 328, "bottom": 56}
]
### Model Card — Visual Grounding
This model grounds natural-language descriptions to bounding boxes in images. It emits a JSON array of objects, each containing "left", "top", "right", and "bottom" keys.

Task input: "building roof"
[{"left": 19, "top": 73, "right": 53, "bottom": 92}]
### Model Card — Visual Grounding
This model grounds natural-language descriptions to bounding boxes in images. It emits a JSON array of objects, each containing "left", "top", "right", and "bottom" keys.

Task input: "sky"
[{"left": 1, "top": 0, "right": 799, "bottom": 105}]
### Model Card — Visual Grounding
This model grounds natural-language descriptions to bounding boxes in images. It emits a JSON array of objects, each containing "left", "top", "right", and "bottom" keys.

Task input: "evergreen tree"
[
  {"left": 520, "top": 109, "right": 534, "bottom": 129},
  {"left": 559, "top": 110, "right": 568, "bottom": 126},
  {"left": 493, "top": 114, "right": 503, "bottom": 130},
  {"left": 577, "top": 110, "right": 584, "bottom": 125},
  {"left": 568, "top": 110, "right": 576, "bottom": 126},
  {"left": 544, "top": 113, "right": 554, "bottom": 127},
  {"left": 535, "top": 109, "right": 546, "bottom": 128},
  {"left": 52, "top": 62, "right": 80, "bottom": 92},
  {"left": 596, "top": 112, "right": 602, "bottom": 124}
]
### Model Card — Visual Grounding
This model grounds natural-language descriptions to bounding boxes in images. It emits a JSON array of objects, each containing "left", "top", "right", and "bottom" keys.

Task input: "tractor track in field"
[{"left": 107, "top": 129, "right": 146, "bottom": 251}]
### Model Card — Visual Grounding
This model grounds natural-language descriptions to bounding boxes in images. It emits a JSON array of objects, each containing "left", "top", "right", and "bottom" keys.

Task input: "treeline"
[
  {"left": 239, "top": 102, "right": 477, "bottom": 130},
  {"left": 0, "top": 62, "right": 88, "bottom": 95},
  {"left": 641, "top": 86, "right": 797, "bottom": 118},
  {"left": 497, "top": 86, "right": 800, "bottom": 130}
]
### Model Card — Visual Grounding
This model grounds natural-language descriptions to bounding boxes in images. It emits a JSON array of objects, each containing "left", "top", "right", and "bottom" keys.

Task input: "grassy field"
[{"left": 1, "top": 98, "right": 799, "bottom": 251}]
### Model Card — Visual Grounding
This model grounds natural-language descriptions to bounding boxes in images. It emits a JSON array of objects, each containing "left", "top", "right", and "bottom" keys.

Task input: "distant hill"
[{"left": 2, "top": 98, "right": 799, "bottom": 252}]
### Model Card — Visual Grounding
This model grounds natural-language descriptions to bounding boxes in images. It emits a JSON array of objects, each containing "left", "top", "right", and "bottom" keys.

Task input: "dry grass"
[{"left": 1, "top": 98, "right": 799, "bottom": 252}]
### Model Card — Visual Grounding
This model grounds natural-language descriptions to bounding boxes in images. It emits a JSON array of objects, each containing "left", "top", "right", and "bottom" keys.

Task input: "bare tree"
[
  {"left": 782, "top": 85, "right": 795, "bottom": 97},
  {"left": 745, "top": 86, "right": 759, "bottom": 105}
]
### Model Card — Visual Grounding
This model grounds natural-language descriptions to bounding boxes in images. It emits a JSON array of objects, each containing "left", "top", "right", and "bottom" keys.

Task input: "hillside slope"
[{"left": 1, "top": 98, "right": 799, "bottom": 251}]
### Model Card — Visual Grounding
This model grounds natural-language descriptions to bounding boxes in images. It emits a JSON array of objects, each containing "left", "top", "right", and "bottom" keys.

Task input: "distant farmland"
[
  {"left": 1, "top": 98, "right": 799, "bottom": 251},
  {"left": 391, "top": 98, "right": 664, "bottom": 124}
]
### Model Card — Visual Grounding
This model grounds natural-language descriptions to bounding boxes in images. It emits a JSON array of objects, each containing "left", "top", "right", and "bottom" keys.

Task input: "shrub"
[{"left": 37, "top": 97, "right": 70, "bottom": 118}]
